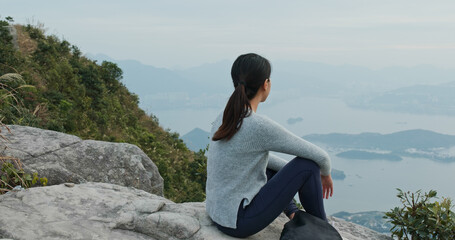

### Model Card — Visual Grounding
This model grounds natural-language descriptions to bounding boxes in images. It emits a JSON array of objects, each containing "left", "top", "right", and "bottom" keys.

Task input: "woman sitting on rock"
[{"left": 206, "top": 53, "right": 334, "bottom": 238}]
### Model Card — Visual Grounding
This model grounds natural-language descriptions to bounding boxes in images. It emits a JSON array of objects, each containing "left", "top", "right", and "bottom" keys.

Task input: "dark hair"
[{"left": 212, "top": 53, "right": 271, "bottom": 141}]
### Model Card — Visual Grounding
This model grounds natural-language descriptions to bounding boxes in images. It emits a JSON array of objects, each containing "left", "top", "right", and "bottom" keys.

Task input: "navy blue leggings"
[
  {"left": 215, "top": 157, "right": 327, "bottom": 238},
  {"left": 266, "top": 168, "right": 300, "bottom": 218}
]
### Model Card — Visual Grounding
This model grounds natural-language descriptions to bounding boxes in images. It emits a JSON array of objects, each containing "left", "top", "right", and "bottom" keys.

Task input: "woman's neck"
[{"left": 249, "top": 95, "right": 261, "bottom": 113}]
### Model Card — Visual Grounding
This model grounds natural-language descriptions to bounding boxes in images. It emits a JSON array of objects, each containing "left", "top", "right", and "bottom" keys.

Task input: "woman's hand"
[{"left": 320, "top": 174, "right": 333, "bottom": 199}]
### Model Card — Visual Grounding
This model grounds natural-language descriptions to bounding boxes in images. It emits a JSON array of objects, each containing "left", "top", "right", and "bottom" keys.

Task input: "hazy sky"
[{"left": 3, "top": 0, "right": 455, "bottom": 69}]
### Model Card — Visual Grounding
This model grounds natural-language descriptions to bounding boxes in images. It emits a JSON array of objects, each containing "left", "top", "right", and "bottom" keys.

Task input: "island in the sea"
[
  {"left": 305, "top": 129, "right": 455, "bottom": 163},
  {"left": 336, "top": 150, "right": 402, "bottom": 161}
]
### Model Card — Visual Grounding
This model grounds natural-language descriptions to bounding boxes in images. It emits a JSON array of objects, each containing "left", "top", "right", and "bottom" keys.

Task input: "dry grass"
[
  {"left": 0, "top": 156, "right": 21, "bottom": 168},
  {"left": 0, "top": 119, "right": 12, "bottom": 146},
  {"left": 0, "top": 155, "right": 26, "bottom": 194},
  {"left": 13, "top": 25, "right": 48, "bottom": 91},
  {"left": 0, "top": 122, "right": 15, "bottom": 194},
  {"left": 0, "top": 73, "right": 31, "bottom": 114},
  {"left": 0, "top": 111, "right": 26, "bottom": 194},
  {"left": 14, "top": 25, "right": 37, "bottom": 56}
]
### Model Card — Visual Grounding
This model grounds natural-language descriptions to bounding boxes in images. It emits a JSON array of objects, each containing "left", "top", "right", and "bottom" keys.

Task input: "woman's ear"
[
  {"left": 260, "top": 79, "right": 271, "bottom": 102},
  {"left": 262, "top": 79, "right": 269, "bottom": 90}
]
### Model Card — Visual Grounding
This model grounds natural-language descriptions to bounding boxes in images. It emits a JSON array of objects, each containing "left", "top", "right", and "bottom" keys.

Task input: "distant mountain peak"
[
  {"left": 186, "top": 127, "right": 209, "bottom": 135},
  {"left": 182, "top": 128, "right": 211, "bottom": 152}
]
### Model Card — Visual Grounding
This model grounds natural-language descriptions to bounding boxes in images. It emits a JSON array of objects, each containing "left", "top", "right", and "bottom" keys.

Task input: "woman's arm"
[{"left": 257, "top": 114, "right": 331, "bottom": 176}]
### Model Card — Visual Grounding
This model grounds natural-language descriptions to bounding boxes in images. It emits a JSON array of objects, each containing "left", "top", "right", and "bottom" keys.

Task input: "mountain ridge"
[
  {"left": 305, "top": 129, "right": 455, "bottom": 162},
  {"left": 87, "top": 53, "right": 455, "bottom": 115}
]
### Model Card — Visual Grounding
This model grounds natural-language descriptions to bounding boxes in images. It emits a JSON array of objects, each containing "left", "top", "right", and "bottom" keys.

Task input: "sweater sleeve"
[
  {"left": 267, "top": 153, "right": 289, "bottom": 172},
  {"left": 257, "top": 115, "right": 332, "bottom": 176}
]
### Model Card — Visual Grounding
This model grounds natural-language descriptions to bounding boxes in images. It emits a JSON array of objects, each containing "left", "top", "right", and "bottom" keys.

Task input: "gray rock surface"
[
  {"left": 328, "top": 217, "right": 392, "bottom": 240},
  {"left": 0, "top": 183, "right": 287, "bottom": 240},
  {"left": 0, "top": 183, "right": 392, "bottom": 240},
  {"left": 1, "top": 125, "right": 163, "bottom": 196}
]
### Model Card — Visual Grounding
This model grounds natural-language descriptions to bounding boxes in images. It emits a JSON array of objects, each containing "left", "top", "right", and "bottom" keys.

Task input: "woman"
[{"left": 206, "top": 53, "right": 333, "bottom": 238}]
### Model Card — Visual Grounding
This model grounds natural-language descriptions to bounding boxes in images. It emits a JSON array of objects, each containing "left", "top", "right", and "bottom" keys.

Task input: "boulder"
[
  {"left": 0, "top": 182, "right": 287, "bottom": 240},
  {"left": 0, "top": 182, "right": 392, "bottom": 240},
  {"left": 1, "top": 125, "right": 163, "bottom": 196}
]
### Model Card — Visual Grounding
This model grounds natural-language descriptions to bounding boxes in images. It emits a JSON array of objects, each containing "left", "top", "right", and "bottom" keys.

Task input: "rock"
[
  {"left": 329, "top": 217, "right": 392, "bottom": 240},
  {"left": 11, "top": 185, "right": 25, "bottom": 192},
  {"left": 0, "top": 182, "right": 391, "bottom": 240},
  {"left": 332, "top": 211, "right": 392, "bottom": 234},
  {"left": 0, "top": 182, "right": 287, "bottom": 240},
  {"left": 1, "top": 125, "right": 163, "bottom": 196}
]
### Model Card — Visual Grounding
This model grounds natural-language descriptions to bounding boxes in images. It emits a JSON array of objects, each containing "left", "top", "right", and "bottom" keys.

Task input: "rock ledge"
[{"left": 0, "top": 183, "right": 391, "bottom": 240}]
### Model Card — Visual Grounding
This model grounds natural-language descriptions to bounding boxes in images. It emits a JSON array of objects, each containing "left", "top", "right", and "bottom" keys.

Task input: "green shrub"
[
  {"left": 0, "top": 73, "right": 38, "bottom": 126},
  {"left": 1, "top": 71, "right": 47, "bottom": 194},
  {"left": 0, "top": 156, "right": 48, "bottom": 194},
  {"left": 385, "top": 189, "right": 455, "bottom": 239}
]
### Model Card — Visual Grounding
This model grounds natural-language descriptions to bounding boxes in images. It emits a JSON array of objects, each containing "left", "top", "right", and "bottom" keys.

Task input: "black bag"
[{"left": 280, "top": 211, "right": 343, "bottom": 240}]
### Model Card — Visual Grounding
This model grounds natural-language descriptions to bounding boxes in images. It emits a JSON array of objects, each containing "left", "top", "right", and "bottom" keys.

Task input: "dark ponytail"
[{"left": 212, "top": 53, "right": 271, "bottom": 141}]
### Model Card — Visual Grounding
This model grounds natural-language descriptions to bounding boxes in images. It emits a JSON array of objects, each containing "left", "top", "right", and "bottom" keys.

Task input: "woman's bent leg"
[
  {"left": 215, "top": 157, "right": 327, "bottom": 238},
  {"left": 296, "top": 161, "right": 327, "bottom": 221},
  {"left": 266, "top": 168, "right": 299, "bottom": 218}
]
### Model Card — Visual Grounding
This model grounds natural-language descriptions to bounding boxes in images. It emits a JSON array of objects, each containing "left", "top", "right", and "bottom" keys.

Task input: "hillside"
[{"left": 0, "top": 18, "right": 206, "bottom": 203}]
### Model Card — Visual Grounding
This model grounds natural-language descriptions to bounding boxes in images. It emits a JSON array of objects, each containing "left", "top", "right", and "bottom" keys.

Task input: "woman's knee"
[{"left": 289, "top": 157, "right": 320, "bottom": 173}]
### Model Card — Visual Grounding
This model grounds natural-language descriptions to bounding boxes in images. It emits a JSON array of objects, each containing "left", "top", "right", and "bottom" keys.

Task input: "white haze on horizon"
[{"left": 3, "top": 0, "right": 455, "bottom": 71}]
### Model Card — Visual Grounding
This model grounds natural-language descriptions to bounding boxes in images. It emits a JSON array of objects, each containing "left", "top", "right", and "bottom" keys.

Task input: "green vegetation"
[
  {"left": 0, "top": 156, "right": 48, "bottom": 194},
  {"left": 0, "top": 17, "right": 206, "bottom": 202},
  {"left": 385, "top": 189, "right": 455, "bottom": 239},
  {"left": 0, "top": 48, "right": 47, "bottom": 194}
]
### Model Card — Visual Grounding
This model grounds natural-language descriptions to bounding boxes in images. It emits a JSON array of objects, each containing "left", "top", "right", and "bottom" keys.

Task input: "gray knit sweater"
[{"left": 206, "top": 111, "right": 331, "bottom": 228}]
